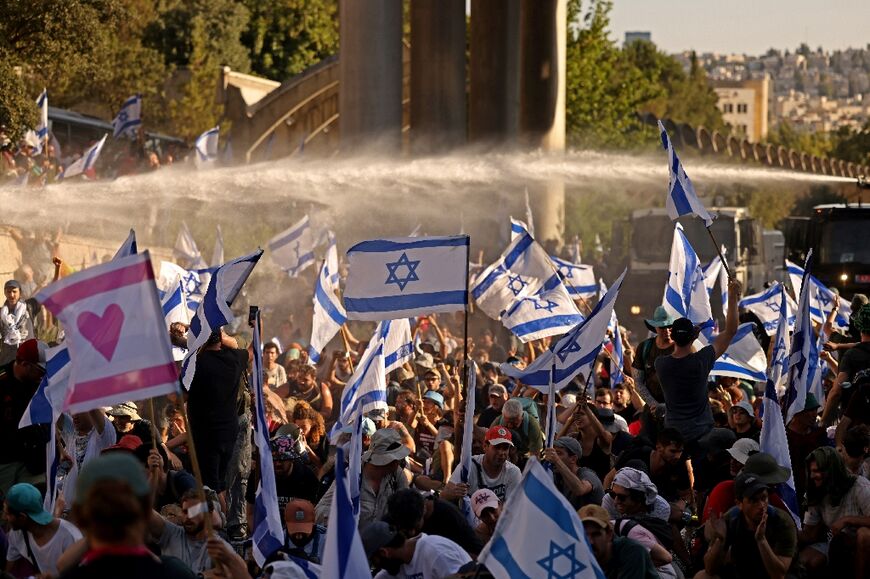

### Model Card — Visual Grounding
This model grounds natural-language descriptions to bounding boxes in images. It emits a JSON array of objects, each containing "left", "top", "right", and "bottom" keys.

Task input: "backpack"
[
  {"left": 613, "top": 515, "right": 674, "bottom": 550},
  {"left": 516, "top": 397, "right": 539, "bottom": 421}
]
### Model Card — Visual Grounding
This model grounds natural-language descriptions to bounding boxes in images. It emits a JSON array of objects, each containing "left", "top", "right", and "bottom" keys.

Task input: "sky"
[{"left": 608, "top": 0, "right": 870, "bottom": 55}]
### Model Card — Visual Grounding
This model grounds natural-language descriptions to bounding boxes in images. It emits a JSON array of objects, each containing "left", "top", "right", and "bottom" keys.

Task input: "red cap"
[
  {"left": 284, "top": 498, "right": 315, "bottom": 535},
  {"left": 16, "top": 339, "right": 46, "bottom": 369},
  {"left": 485, "top": 425, "right": 513, "bottom": 446},
  {"left": 102, "top": 434, "right": 144, "bottom": 454}
]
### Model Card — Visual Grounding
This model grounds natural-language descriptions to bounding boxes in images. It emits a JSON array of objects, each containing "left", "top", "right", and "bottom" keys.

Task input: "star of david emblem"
[
  {"left": 118, "top": 110, "right": 128, "bottom": 123},
  {"left": 537, "top": 541, "right": 586, "bottom": 579},
  {"left": 556, "top": 337, "right": 582, "bottom": 363},
  {"left": 507, "top": 274, "right": 528, "bottom": 296},
  {"left": 385, "top": 252, "right": 420, "bottom": 291},
  {"left": 182, "top": 271, "right": 202, "bottom": 296},
  {"left": 527, "top": 297, "right": 558, "bottom": 313},
  {"left": 559, "top": 266, "right": 574, "bottom": 279},
  {"left": 764, "top": 300, "right": 781, "bottom": 314}
]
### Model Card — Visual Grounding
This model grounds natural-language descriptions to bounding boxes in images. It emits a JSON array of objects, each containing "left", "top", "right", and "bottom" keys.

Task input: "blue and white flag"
[
  {"left": 501, "top": 273, "right": 584, "bottom": 343},
  {"left": 510, "top": 217, "right": 532, "bottom": 241},
  {"left": 344, "top": 236, "right": 470, "bottom": 321},
  {"left": 180, "top": 249, "right": 263, "bottom": 390},
  {"left": 460, "top": 360, "right": 478, "bottom": 485},
  {"left": 321, "top": 448, "right": 373, "bottom": 579},
  {"left": 710, "top": 323, "right": 767, "bottom": 382},
  {"left": 379, "top": 318, "right": 413, "bottom": 374},
  {"left": 478, "top": 459, "right": 605, "bottom": 579},
  {"left": 739, "top": 282, "right": 797, "bottom": 336},
  {"left": 524, "top": 188, "right": 535, "bottom": 238},
  {"left": 112, "top": 95, "right": 142, "bottom": 139},
  {"left": 212, "top": 224, "right": 224, "bottom": 267},
  {"left": 195, "top": 126, "right": 219, "bottom": 167},
  {"left": 308, "top": 260, "right": 347, "bottom": 365},
  {"left": 269, "top": 215, "right": 316, "bottom": 277},
  {"left": 323, "top": 229, "right": 340, "bottom": 285},
  {"left": 786, "top": 259, "right": 851, "bottom": 332},
  {"left": 174, "top": 222, "right": 206, "bottom": 269},
  {"left": 62, "top": 135, "right": 107, "bottom": 179},
  {"left": 161, "top": 276, "right": 189, "bottom": 326},
  {"left": 784, "top": 253, "right": 820, "bottom": 425},
  {"left": 250, "top": 310, "right": 285, "bottom": 566},
  {"left": 159, "top": 261, "right": 207, "bottom": 312},
  {"left": 760, "top": 328, "right": 801, "bottom": 529},
  {"left": 551, "top": 256, "right": 597, "bottom": 299},
  {"left": 768, "top": 284, "right": 792, "bottom": 398},
  {"left": 600, "top": 279, "right": 625, "bottom": 385},
  {"left": 348, "top": 416, "right": 364, "bottom": 520},
  {"left": 501, "top": 269, "right": 626, "bottom": 391},
  {"left": 662, "top": 224, "right": 714, "bottom": 338},
  {"left": 113, "top": 229, "right": 138, "bottom": 260},
  {"left": 659, "top": 121, "right": 713, "bottom": 227},
  {"left": 331, "top": 331, "right": 387, "bottom": 437},
  {"left": 702, "top": 255, "right": 729, "bottom": 313},
  {"left": 26, "top": 89, "right": 49, "bottom": 154}
]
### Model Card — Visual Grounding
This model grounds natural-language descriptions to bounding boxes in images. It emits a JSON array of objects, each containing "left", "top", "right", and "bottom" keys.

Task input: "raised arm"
[{"left": 713, "top": 279, "right": 742, "bottom": 358}]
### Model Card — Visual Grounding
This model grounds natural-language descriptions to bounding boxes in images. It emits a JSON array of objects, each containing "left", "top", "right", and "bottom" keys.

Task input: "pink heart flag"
[{"left": 77, "top": 304, "right": 125, "bottom": 362}]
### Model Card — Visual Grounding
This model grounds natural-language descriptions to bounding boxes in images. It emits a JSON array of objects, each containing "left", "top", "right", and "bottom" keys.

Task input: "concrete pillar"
[
  {"left": 410, "top": 0, "right": 467, "bottom": 155},
  {"left": 469, "top": 0, "right": 521, "bottom": 144},
  {"left": 339, "top": 0, "right": 403, "bottom": 153},
  {"left": 519, "top": 0, "right": 566, "bottom": 150}
]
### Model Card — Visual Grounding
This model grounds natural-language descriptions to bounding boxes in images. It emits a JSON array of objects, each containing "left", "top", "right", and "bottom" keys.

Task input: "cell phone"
[{"left": 248, "top": 305, "right": 259, "bottom": 327}]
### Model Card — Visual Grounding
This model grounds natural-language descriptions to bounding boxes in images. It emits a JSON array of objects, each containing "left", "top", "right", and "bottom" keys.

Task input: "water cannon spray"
[{"left": 858, "top": 176, "right": 869, "bottom": 190}]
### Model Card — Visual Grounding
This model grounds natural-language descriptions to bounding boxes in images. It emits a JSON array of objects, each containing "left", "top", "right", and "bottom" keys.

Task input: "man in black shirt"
[
  {"left": 386, "top": 488, "right": 483, "bottom": 556},
  {"left": 187, "top": 327, "right": 250, "bottom": 493},
  {"left": 245, "top": 434, "right": 320, "bottom": 518},
  {"left": 476, "top": 384, "right": 508, "bottom": 429}
]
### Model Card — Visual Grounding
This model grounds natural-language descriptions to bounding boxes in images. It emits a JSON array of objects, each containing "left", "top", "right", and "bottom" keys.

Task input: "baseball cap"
[
  {"left": 6, "top": 483, "right": 53, "bottom": 525},
  {"left": 670, "top": 318, "right": 699, "bottom": 345},
  {"left": 74, "top": 453, "right": 151, "bottom": 505},
  {"left": 423, "top": 390, "right": 444, "bottom": 409},
  {"left": 553, "top": 437, "right": 582, "bottom": 458},
  {"left": 485, "top": 425, "right": 513, "bottom": 447},
  {"left": 360, "top": 521, "right": 400, "bottom": 559},
  {"left": 578, "top": 504, "right": 611, "bottom": 529},
  {"left": 488, "top": 384, "right": 508, "bottom": 397},
  {"left": 470, "top": 489, "right": 500, "bottom": 518},
  {"left": 730, "top": 399, "right": 755, "bottom": 417},
  {"left": 743, "top": 452, "right": 790, "bottom": 484},
  {"left": 4, "top": 279, "right": 21, "bottom": 291},
  {"left": 284, "top": 499, "right": 315, "bottom": 535},
  {"left": 102, "top": 434, "right": 145, "bottom": 454},
  {"left": 271, "top": 435, "right": 303, "bottom": 461},
  {"left": 15, "top": 339, "right": 47, "bottom": 370},
  {"left": 727, "top": 438, "right": 760, "bottom": 464},
  {"left": 735, "top": 471, "right": 768, "bottom": 499}
]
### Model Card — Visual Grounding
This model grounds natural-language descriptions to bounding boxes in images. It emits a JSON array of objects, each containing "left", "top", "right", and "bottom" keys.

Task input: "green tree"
[
  {"left": 831, "top": 123, "right": 870, "bottom": 165},
  {"left": 766, "top": 120, "right": 833, "bottom": 158},
  {"left": 241, "top": 0, "right": 339, "bottom": 80}
]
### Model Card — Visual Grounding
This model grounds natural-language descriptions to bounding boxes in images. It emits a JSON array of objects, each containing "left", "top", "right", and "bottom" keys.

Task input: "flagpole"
[
  {"left": 705, "top": 226, "right": 732, "bottom": 280},
  {"left": 463, "top": 235, "right": 471, "bottom": 399},
  {"left": 174, "top": 388, "right": 215, "bottom": 536},
  {"left": 340, "top": 325, "right": 356, "bottom": 373}
]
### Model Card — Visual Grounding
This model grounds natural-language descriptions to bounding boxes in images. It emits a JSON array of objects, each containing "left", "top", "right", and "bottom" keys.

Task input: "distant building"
[
  {"left": 624, "top": 31, "right": 651, "bottom": 46},
  {"left": 710, "top": 75, "right": 770, "bottom": 142}
]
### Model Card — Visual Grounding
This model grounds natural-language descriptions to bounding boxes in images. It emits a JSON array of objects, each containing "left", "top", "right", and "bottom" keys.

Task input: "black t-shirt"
[
  {"left": 61, "top": 554, "right": 196, "bottom": 579},
  {"left": 246, "top": 460, "right": 320, "bottom": 518},
  {"left": 615, "top": 446, "right": 690, "bottom": 502},
  {"left": 733, "top": 423, "right": 760, "bottom": 442},
  {"left": 477, "top": 406, "right": 500, "bottom": 429},
  {"left": 0, "top": 362, "right": 43, "bottom": 464},
  {"left": 632, "top": 338, "right": 674, "bottom": 403},
  {"left": 838, "top": 342, "right": 870, "bottom": 412},
  {"left": 422, "top": 498, "right": 484, "bottom": 555},
  {"left": 187, "top": 347, "right": 248, "bottom": 433},
  {"left": 655, "top": 345, "right": 716, "bottom": 441}
]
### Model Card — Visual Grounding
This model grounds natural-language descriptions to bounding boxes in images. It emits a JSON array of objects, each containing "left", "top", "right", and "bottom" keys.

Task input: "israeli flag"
[
  {"left": 323, "top": 229, "right": 340, "bottom": 285},
  {"left": 510, "top": 217, "right": 532, "bottom": 241},
  {"left": 501, "top": 273, "right": 584, "bottom": 343},
  {"left": 710, "top": 323, "right": 767, "bottom": 382},
  {"left": 551, "top": 256, "right": 597, "bottom": 299},
  {"left": 784, "top": 252, "right": 819, "bottom": 425},
  {"left": 62, "top": 135, "right": 107, "bottom": 179},
  {"left": 659, "top": 121, "right": 713, "bottom": 227},
  {"left": 161, "top": 276, "right": 188, "bottom": 325},
  {"left": 27, "top": 89, "right": 49, "bottom": 155},
  {"left": 739, "top": 282, "right": 797, "bottom": 336},
  {"left": 249, "top": 311, "right": 285, "bottom": 566},
  {"left": 600, "top": 279, "right": 625, "bottom": 385},
  {"left": 330, "top": 333, "right": 387, "bottom": 438},
  {"left": 702, "top": 255, "right": 729, "bottom": 313},
  {"left": 478, "top": 459, "right": 605, "bottom": 579},
  {"left": 322, "top": 447, "right": 373, "bottom": 579},
  {"left": 113, "top": 229, "right": 138, "bottom": 260},
  {"left": 180, "top": 249, "right": 263, "bottom": 390},
  {"left": 212, "top": 224, "right": 224, "bottom": 267},
  {"left": 269, "top": 215, "right": 316, "bottom": 277},
  {"left": 112, "top": 95, "right": 142, "bottom": 139},
  {"left": 662, "top": 224, "right": 714, "bottom": 338},
  {"left": 473, "top": 233, "right": 558, "bottom": 321},
  {"left": 308, "top": 260, "right": 347, "bottom": 365},
  {"left": 348, "top": 415, "right": 364, "bottom": 519},
  {"left": 158, "top": 261, "right": 207, "bottom": 311},
  {"left": 760, "top": 317, "right": 801, "bottom": 529},
  {"left": 379, "top": 318, "right": 413, "bottom": 373},
  {"left": 501, "top": 269, "right": 626, "bottom": 391},
  {"left": 460, "top": 361, "right": 478, "bottom": 485},
  {"left": 194, "top": 126, "right": 219, "bottom": 167},
  {"left": 786, "top": 259, "right": 851, "bottom": 332},
  {"left": 344, "top": 236, "right": 470, "bottom": 321},
  {"left": 174, "top": 222, "right": 206, "bottom": 269}
]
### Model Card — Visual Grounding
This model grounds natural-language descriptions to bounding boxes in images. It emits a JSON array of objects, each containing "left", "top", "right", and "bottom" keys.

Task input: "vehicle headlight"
[
  {"left": 840, "top": 273, "right": 849, "bottom": 282},
  {"left": 630, "top": 305, "right": 641, "bottom": 316}
]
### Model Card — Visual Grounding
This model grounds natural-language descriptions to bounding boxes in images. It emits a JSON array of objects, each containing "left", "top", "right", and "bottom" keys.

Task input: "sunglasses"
[{"left": 607, "top": 490, "right": 631, "bottom": 502}]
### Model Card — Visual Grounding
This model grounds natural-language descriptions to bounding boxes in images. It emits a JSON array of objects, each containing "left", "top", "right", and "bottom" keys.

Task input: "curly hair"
[
  {"left": 292, "top": 400, "right": 326, "bottom": 444},
  {"left": 806, "top": 446, "right": 857, "bottom": 508}
]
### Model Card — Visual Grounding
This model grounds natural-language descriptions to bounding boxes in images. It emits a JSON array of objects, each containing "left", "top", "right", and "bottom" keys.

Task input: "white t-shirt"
[
  {"left": 158, "top": 520, "right": 231, "bottom": 573},
  {"left": 6, "top": 519, "right": 83, "bottom": 575},
  {"left": 374, "top": 534, "right": 472, "bottom": 579},
  {"left": 804, "top": 474, "right": 870, "bottom": 527},
  {"left": 449, "top": 454, "right": 521, "bottom": 502}
]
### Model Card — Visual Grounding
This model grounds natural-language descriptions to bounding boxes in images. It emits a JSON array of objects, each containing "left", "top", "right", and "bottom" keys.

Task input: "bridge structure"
[{"left": 220, "top": 0, "right": 869, "bottom": 245}]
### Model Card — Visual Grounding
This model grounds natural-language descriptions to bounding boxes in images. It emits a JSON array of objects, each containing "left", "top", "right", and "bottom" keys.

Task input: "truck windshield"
[
  {"left": 819, "top": 220, "right": 870, "bottom": 265},
  {"left": 633, "top": 214, "right": 736, "bottom": 263}
]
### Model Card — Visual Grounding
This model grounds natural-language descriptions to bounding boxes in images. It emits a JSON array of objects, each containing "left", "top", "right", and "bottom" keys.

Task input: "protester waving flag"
[
  {"left": 322, "top": 447, "right": 373, "bottom": 579},
  {"left": 738, "top": 281, "right": 797, "bottom": 336},
  {"left": 112, "top": 95, "right": 142, "bottom": 139},
  {"left": 62, "top": 135, "right": 107, "bottom": 179},
  {"left": 478, "top": 459, "right": 605, "bottom": 579},
  {"left": 269, "top": 215, "right": 316, "bottom": 277},
  {"left": 551, "top": 256, "right": 597, "bottom": 299},
  {"left": 308, "top": 260, "right": 347, "bottom": 365},
  {"left": 194, "top": 126, "right": 219, "bottom": 167},
  {"left": 113, "top": 229, "right": 138, "bottom": 260},
  {"left": 344, "top": 236, "right": 469, "bottom": 321},
  {"left": 710, "top": 322, "right": 768, "bottom": 382},
  {"left": 180, "top": 249, "right": 263, "bottom": 390},
  {"left": 786, "top": 258, "right": 851, "bottom": 331},
  {"left": 784, "top": 252, "right": 820, "bottom": 424},
  {"left": 501, "top": 269, "right": 626, "bottom": 391},
  {"left": 36, "top": 252, "right": 178, "bottom": 413},
  {"left": 250, "top": 309, "right": 285, "bottom": 566},
  {"left": 663, "top": 224, "right": 715, "bottom": 340},
  {"left": 658, "top": 120, "right": 713, "bottom": 227}
]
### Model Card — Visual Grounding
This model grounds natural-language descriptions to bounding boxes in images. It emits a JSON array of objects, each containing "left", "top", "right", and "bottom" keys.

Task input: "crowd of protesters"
[{"left": 1, "top": 242, "right": 870, "bottom": 579}]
